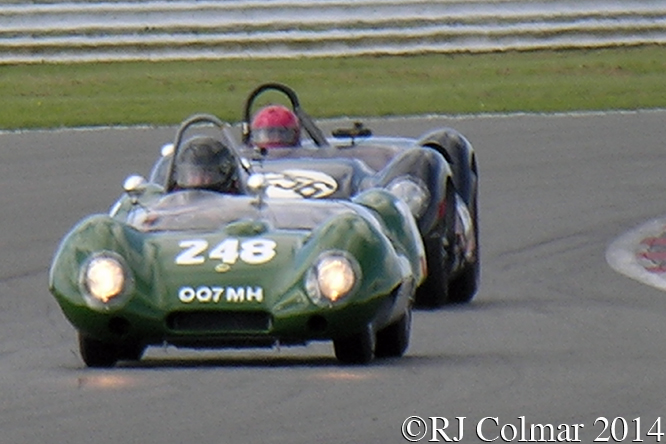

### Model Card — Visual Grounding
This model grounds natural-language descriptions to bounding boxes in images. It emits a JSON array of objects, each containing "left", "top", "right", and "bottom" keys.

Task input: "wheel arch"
[{"left": 418, "top": 128, "right": 477, "bottom": 207}]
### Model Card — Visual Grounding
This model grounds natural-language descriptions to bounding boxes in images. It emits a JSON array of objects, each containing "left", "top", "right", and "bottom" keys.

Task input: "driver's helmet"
[
  {"left": 174, "top": 136, "right": 241, "bottom": 193},
  {"left": 250, "top": 104, "right": 301, "bottom": 149}
]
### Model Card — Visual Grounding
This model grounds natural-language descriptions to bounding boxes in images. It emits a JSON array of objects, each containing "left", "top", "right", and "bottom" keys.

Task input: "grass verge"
[{"left": 0, "top": 45, "right": 665, "bottom": 130}]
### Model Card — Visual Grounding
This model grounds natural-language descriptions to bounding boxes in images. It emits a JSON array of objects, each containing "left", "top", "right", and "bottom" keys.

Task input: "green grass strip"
[{"left": 0, "top": 45, "right": 665, "bottom": 130}]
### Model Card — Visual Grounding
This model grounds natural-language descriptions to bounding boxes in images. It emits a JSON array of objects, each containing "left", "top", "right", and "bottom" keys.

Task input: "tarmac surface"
[{"left": 1, "top": 110, "right": 666, "bottom": 443}]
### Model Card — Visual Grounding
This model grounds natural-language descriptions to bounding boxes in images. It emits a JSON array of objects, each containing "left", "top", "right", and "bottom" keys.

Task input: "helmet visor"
[
  {"left": 176, "top": 163, "right": 226, "bottom": 189},
  {"left": 252, "top": 127, "right": 300, "bottom": 148}
]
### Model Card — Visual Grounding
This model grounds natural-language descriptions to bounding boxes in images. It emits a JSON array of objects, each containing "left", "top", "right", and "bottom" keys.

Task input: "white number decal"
[
  {"left": 264, "top": 169, "right": 338, "bottom": 199},
  {"left": 175, "top": 240, "right": 208, "bottom": 265},
  {"left": 240, "top": 239, "right": 277, "bottom": 264},
  {"left": 175, "top": 238, "right": 277, "bottom": 266},
  {"left": 209, "top": 238, "right": 240, "bottom": 264}
]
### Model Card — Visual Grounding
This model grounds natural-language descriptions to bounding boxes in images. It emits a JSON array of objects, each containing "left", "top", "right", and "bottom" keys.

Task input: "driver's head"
[
  {"left": 250, "top": 104, "right": 300, "bottom": 149},
  {"left": 174, "top": 136, "right": 240, "bottom": 193}
]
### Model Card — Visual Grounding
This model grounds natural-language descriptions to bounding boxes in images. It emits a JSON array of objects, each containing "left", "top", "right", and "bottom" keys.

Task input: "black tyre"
[
  {"left": 78, "top": 333, "right": 119, "bottom": 368},
  {"left": 447, "top": 258, "right": 479, "bottom": 304},
  {"left": 375, "top": 309, "right": 411, "bottom": 358},
  {"left": 415, "top": 182, "right": 456, "bottom": 308},
  {"left": 333, "top": 324, "right": 375, "bottom": 364},
  {"left": 415, "top": 236, "right": 450, "bottom": 308},
  {"left": 117, "top": 341, "right": 146, "bottom": 362},
  {"left": 447, "top": 178, "right": 480, "bottom": 304}
]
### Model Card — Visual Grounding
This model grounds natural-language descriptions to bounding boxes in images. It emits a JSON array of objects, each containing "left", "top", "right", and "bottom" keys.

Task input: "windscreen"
[{"left": 128, "top": 189, "right": 353, "bottom": 232}]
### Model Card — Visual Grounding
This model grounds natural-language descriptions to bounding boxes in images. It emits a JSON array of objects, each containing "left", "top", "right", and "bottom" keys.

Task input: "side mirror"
[
  {"left": 247, "top": 173, "right": 268, "bottom": 196},
  {"left": 161, "top": 143, "right": 175, "bottom": 157},
  {"left": 247, "top": 173, "right": 268, "bottom": 208},
  {"left": 123, "top": 175, "right": 148, "bottom": 204}
]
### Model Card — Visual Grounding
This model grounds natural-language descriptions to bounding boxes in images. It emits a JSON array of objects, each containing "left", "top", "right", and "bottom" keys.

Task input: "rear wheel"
[
  {"left": 78, "top": 333, "right": 119, "bottom": 368},
  {"left": 333, "top": 324, "right": 375, "bottom": 364},
  {"left": 375, "top": 309, "right": 411, "bottom": 358}
]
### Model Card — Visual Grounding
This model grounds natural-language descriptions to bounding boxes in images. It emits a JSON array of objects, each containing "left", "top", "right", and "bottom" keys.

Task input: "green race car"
[{"left": 49, "top": 114, "right": 426, "bottom": 367}]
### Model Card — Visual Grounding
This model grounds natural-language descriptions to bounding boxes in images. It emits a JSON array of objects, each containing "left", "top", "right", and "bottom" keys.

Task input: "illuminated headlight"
[
  {"left": 306, "top": 252, "right": 360, "bottom": 305},
  {"left": 81, "top": 253, "right": 129, "bottom": 308},
  {"left": 387, "top": 177, "right": 430, "bottom": 218}
]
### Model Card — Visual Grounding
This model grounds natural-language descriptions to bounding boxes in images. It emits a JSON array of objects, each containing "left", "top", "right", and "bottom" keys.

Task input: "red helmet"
[{"left": 250, "top": 104, "right": 300, "bottom": 149}]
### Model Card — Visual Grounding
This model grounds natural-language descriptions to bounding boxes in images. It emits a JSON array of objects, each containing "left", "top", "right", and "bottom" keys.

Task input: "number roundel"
[{"left": 175, "top": 238, "right": 277, "bottom": 266}]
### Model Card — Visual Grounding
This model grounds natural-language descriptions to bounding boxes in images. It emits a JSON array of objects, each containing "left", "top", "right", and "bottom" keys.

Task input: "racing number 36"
[{"left": 176, "top": 238, "right": 277, "bottom": 265}]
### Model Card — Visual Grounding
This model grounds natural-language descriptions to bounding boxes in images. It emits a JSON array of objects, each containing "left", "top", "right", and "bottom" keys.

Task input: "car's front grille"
[{"left": 166, "top": 311, "right": 271, "bottom": 333}]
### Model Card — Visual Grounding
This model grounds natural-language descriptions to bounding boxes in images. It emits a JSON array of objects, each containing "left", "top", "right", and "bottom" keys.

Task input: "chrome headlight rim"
[
  {"left": 386, "top": 176, "right": 430, "bottom": 218},
  {"left": 79, "top": 251, "right": 133, "bottom": 311},
  {"left": 305, "top": 251, "right": 361, "bottom": 307}
]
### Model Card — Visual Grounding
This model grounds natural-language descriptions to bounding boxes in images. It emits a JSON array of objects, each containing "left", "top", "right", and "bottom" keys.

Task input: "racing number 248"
[{"left": 175, "top": 238, "right": 277, "bottom": 266}]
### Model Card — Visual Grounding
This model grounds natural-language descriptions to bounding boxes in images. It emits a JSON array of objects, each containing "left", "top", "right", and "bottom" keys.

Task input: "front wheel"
[
  {"left": 78, "top": 333, "right": 120, "bottom": 368},
  {"left": 333, "top": 324, "right": 375, "bottom": 364},
  {"left": 375, "top": 309, "right": 411, "bottom": 358},
  {"left": 117, "top": 341, "right": 146, "bottom": 362},
  {"left": 447, "top": 258, "right": 479, "bottom": 304},
  {"left": 448, "top": 179, "right": 480, "bottom": 304},
  {"left": 415, "top": 180, "right": 456, "bottom": 308},
  {"left": 415, "top": 236, "right": 450, "bottom": 308}
]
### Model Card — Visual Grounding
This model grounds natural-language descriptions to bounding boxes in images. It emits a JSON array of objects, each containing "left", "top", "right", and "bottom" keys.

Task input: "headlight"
[
  {"left": 387, "top": 177, "right": 430, "bottom": 218},
  {"left": 82, "top": 253, "right": 127, "bottom": 306},
  {"left": 306, "top": 253, "right": 359, "bottom": 305}
]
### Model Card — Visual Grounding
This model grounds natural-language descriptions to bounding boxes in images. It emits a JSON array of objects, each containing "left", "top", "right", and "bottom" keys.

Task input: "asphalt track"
[{"left": 2, "top": 110, "right": 666, "bottom": 443}]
